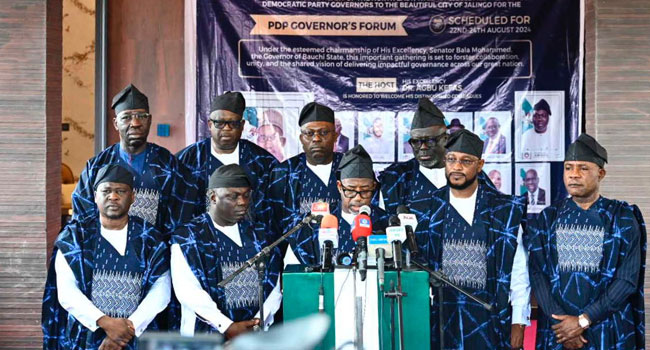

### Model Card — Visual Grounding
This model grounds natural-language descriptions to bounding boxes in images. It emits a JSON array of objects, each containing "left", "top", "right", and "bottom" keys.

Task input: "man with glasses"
[
  {"left": 379, "top": 98, "right": 494, "bottom": 236},
  {"left": 420, "top": 129, "right": 530, "bottom": 350},
  {"left": 288, "top": 145, "right": 389, "bottom": 264},
  {"left": 268, "top": 102, "right": 343, "bottom": 245},
  {"left": 177, "top": 92, "right": 278, "bottom": 218},
  {"left": 73, "top": 84, "right": 197, "bottom": 240}
]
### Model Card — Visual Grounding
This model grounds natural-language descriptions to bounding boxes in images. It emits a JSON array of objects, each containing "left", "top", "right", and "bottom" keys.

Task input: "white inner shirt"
[
  {"left": 212, "top": 218, "right": 242, "bottom": 247},
  {"left": 341, "top": 211, "right": 356, "bottom": 227},
  {"left": 306, "top": 160, "right": 333, "bottom": 186},
  {"left": 449, "top": 186, "right": 478, "bottom": 225},
  {"left": 101, "top": 225, "right": 129, "bottom": 255},
  {"left": 211, "top": 142, "right": 240, "bottom": 166},
  {"left": 419, "top": 166, "right": 447, "bottom": 189}
]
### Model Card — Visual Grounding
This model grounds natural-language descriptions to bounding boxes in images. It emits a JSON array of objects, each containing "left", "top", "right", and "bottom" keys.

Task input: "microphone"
[
  {"left": 318, "top": 214, "right": 339, "bottom": 272},
  {"left": 387, "top": 215, "right": 406, "bottom": 270},
  {"left": 352, "top": 205, "right": 372, "bottom": 281},
  {"left": 376, "top": 247, "right": 386, "bottom": 291},
  {"left": 397, "top": 205, "right": 419, "bottom": 257}
]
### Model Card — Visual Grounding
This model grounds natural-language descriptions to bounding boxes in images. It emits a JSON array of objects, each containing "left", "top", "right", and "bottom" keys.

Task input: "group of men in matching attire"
[{"left": 43, "top": 83, "right": 645, "bottom": 350}]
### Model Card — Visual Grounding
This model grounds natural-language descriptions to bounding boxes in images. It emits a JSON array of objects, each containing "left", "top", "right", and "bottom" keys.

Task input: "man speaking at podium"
[
  {"left": 288, "top": 145, "right": 389, "bottom": 265},
  {"left": 421, "top": 130, "right": 530, "bottom": 349},
  {"left": 170, "top": 164, "right": 282, "bottom": 339}
]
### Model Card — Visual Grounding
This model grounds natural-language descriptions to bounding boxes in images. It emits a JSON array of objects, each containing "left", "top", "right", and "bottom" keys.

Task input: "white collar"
[
  {"left": 419, "top": 166, "right": 447, "bottom": 188},
  {"left": 449, "top": 186, "right": 478, "bottom": 226},
  {"left": 341, "top": 210, "right": 356, "bottom": 226},
  {"left": 211, "top": 218, "right": 242, "bottom": 247},
  {"left": 210, "top": 142, "right": 240, "bottom": 165},
  {"left": 306, "top": 159, "right": 333, "bottom": 186},
  {"left": 100, "top": 223, "right": 129, "bottom": 256}
]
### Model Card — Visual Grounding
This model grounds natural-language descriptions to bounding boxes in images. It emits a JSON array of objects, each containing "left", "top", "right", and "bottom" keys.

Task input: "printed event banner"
[{"left": 194, "top": 0, "right": 583, "bottom": 213}]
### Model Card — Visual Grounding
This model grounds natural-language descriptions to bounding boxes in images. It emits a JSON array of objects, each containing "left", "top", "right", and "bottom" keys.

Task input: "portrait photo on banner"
[
  {"left": 482, "top": 162, "right": 512, "bottom": 195},
  {"left": 334, "top": 111, "right": 357, "bottom": 154},
  {"left": 514, "top": 90, "right": 565, "bottom": 162},
  {"left": 515, "top": 162, "right": 551, "bottom": 214},
  {"left": 240, "top": 91, "right": 314, "bottom": 162},
  {"left": 444, "top": 112, "right": 473, "bottom": 135},
  {"left": 475, "top": 111, "right": 512, "bottom": 161},
  {"left": 357, "top": 111, "right": 396, "bottom": 163},
  {"left": 397, "top": 111, "right": 414, "bottom": 161}
]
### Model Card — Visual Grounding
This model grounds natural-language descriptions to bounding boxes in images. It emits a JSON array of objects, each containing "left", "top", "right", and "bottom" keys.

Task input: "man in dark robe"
[
  {"left": 421, "top": 130, "right": 530, "bottom": 349},
  {"left": 42, "top": 164, "right": 170, "bottom": 350},
  {"left": 72, "top": 84, "right": 197, "bottom": 239},
  {"left": 379, "top": 98, "right": 494, "bottom": 239},
  {"left": 170, "top": 164, "right": 282, "bottom": 339},
  {"left": 176, "top": 92, "right": 278, "bottom": 218},
  {"left": 526, "top": 133, "right": 645, "bottom": 349},
  {"left": 268, "top": 102, "right": 343, "bottom": 249},
  {"left": 289, "top": 145, "right": 389, "bottom": 265}
]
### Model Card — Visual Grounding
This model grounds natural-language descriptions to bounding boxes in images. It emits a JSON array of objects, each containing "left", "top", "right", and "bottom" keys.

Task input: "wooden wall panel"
[
  {"left": 584, "top": 0, "right": 650, "bottom": 343},
  {"left": 0, "top": 1, "right": 61, "bottom": 349},
  {"left": 106, "top": 0, "right": 186, "bottom": 153}
]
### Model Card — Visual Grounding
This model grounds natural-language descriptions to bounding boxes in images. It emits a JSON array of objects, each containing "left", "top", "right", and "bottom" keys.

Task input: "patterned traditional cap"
[
  {"left": 565, "top": 133, "right": 608, "bottom": 167},
  {"left": 94, "top": 164, "right": 134, "bottom": 190},
  {"left": 111, "top": 84, "right": 149, "bottom": 114},
  {"left": 208, "top": 164, "right": 251, "bottom": 189},
  {"left": 445, "top": 129, "right": 483, "bottom": 158},
  {"left": 338, "top": 145, "right": 375, "bottom": 180},
  {"left": 411, "top": 97, "right": 445, "bottom": 129},
  {"left": 211, "top": 91, "right": 246, "bottom": 116},
  {"left": 298, "top": 102, "right": 335, "bottom": 126}
]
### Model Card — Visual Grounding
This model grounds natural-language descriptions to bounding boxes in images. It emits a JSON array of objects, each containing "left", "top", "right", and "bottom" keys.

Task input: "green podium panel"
[
  {"left": 283, "top": 265, "right": 336, "bottom": 350},
  {"left": 283, "top": 265, "right": 430, "bottom": 350},
  {"left": 379, "top": 271, "right": 431, "bottom": 350}
]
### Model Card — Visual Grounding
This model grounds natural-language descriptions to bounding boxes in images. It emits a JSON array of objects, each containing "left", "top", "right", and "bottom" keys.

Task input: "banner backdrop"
[{"left": 194, "top": 0, "right": 583, "bottom": 213}]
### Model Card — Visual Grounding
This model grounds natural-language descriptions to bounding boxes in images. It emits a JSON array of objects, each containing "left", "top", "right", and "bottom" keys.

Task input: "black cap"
[
  {"left": 445, "top": 129, "right": 483, "bottom": 158},
  {"left": 411, "top": 98, "right": 446, "bottom": 129},
  {"left": 565, "top": 133, "right": 608, "bottom": 167},
  {"left": 93, "top": 164, "right": 134, "bottom": 190},
  {"left": 534, "top": 99, "right": 552, "bottom": 115},
  {"left": 210, "top": 91, "right": 246, "bottom": 116},
  {"left": 338, "top": 145, "right": 375, "bottom": 180},
  {"left": 208, "top": 164, "right": 252, "bottom": 189},
  {"left": 298, "top": 102, "right": 335, "bottom": 126},
  {"left": 111, "top": 84, "right": 149, "bottom": 114}
]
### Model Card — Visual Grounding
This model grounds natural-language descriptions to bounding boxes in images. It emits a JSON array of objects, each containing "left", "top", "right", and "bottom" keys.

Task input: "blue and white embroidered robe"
[
  {"left": 422, "top": 185, "right": 525, "bottom": 349},
  {"left": 72, "top": 143, "right": 198, "bottom": 239},
  {"left": 525, "top": 197, "right": 646, "bottom": 350},
  {"left": 268, "top": 153, "right": 343, "bottom": 243},
  {"left": 176, "top": 139, "right": 278, "bottom": 218},
  {"left": 379, "top": 158, "right": 496, "bottom": 238},
  {"left": 170, "top": 213, "right": 282, "bottom": 334},
  {"left": 42, "top": 216, "right": 169, "bottom": 350}
]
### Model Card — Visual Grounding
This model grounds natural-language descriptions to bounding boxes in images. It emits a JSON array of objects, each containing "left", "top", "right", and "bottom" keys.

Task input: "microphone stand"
[
  {"left": 383, "top": 243, "right": 406, "bottom": 350},
  {"left": 217, "top": 214, "right": 320, "bottom": 331},
  {"left": 409, "top": 258, "right": 492, "bottom": 350}
]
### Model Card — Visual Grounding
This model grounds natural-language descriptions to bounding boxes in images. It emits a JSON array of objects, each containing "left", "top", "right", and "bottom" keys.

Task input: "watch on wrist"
[{"left": 578, "top": 314, "right": 591, "bottom": 329}]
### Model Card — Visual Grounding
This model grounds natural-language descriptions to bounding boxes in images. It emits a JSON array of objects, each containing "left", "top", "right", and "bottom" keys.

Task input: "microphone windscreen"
[
  {"left": 320, "top": 214, "right": 339, "bottom": 229},
  {"left": 359, "top": 205, "right": 371, "bottom": 216},
  {"left": 396, "top": 205, "right": 409, "bottom": 215}
]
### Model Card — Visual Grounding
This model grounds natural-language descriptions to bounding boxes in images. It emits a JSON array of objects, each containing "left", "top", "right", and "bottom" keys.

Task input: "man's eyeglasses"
[
  {"left": 444, "top": 156, "right": 479, "bottom": 167},
  {"left": 408, "top": 133, "right": 447, "bottom": 150},
  {"left": 340, "top": 185, "right": 374, "bottom": 199},
  {"left": 210, "top": 119, "right": 243, "bottom": 129},
  {"left": 117, "top": 112, "right": 151, "bottom": 124},
  {"left": 301, "top": 129, "right": 333, "bottom": 140}
]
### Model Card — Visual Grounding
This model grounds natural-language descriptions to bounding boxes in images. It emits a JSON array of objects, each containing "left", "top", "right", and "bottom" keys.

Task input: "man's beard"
[{"left": 446, "top": 172, "right": 478, "bottom": 190}]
